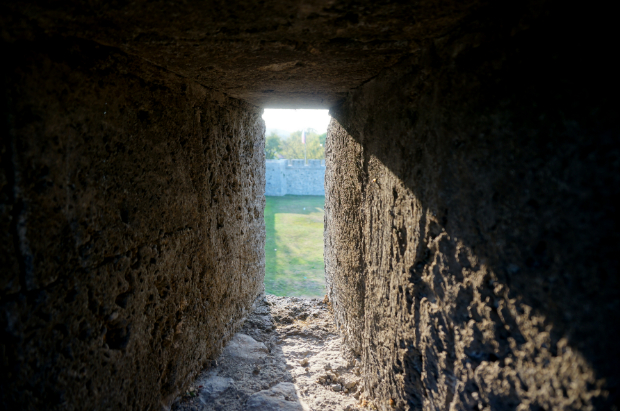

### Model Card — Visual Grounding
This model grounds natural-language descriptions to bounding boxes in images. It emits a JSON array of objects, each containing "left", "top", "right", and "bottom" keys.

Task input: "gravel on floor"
[{"left": 171, "top": 295, "right": 374, "bottom": 411}]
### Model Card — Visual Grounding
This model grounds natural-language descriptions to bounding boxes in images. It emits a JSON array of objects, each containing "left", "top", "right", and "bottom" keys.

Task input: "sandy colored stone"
[
  {"left": 0, "top": 38, "right": 265, "bottom": 410},
  {"left": 1, "top": 1, "right": 618, "bottom": 410},
  {"left": 198, "top": 376, "right": 234, "bottom": 403},
  {"left": 223, "top": 334, "right": 269, "bottom": 360},
  {"left": 246, "top": 383, "right": 308, "bottom": 411},
  {"left": 173, "top": 296, "right": 367, "bottom": 411},
  {"left": 325, "top": 11, "right": 619, "bottom": 409},
  {"left": 1, "top": 0, "right": 487, "bottom": 108}
]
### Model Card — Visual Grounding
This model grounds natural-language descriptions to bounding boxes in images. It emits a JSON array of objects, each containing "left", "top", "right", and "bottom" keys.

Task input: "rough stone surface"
[
  {"left": 1, "top": 0, "right": 485, "bottom": 108},
  {"left": 246, "top": 383, "right": 307, "bottom": 411},
  {"left": 223, "top": 333, "right": 270, "bottom": 360},
  {"left": 2, "top": 1, "right": 618, "bottom": 410},
  {"left": 0, "top": 37, "right": 265, "bottom": 410},
  {"left": 173, "top": 296, "right": 369, "bottom": 411},
  {"left": 198, "top": 376, "right": 234, "bottom": 404},
  {"left": 325, "top": 7, "right": 619, "bottom": 411}
]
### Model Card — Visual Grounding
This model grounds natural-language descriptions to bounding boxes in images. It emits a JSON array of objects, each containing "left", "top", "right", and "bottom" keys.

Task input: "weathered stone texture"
[
  {"left": 325, "top": 8, "right": 619, "bottom": 411},
  {"left": 0, "top": 37, "right": 265, "bottom": 410},
  {"left": 2, "top": 1, "right": 618, "bottom": 410},
  {"left": 1, "top": 0, "right": 482, "bottom": 108}
]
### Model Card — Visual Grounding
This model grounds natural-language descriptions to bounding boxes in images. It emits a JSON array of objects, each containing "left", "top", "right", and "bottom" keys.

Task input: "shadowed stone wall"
[
  {"left": 325, "top": 6, "right": 619, "bottom": 411},
  {"left": 0, "top": 37, "right": 265, "bottom": 410},
  {"left": 0, "top": 0, "right": 482, "bottom": 108},
  {"left": 1, "top": 1, "right": 618, "bottom": 410}
]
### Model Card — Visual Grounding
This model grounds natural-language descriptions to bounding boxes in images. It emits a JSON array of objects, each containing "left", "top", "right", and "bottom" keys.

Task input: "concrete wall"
[
  {"left": 265, "top": 159, "right": 325, "bottom": 196},
  {"left": 325, "top": 8, "right": 619, "bottom": 411},
  {"left": 0, "top": 37, "right": 265, "bottom": 410}
]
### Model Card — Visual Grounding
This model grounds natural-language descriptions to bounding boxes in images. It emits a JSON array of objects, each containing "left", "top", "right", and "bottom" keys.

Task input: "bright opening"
[{"left": 262, "top": 109, "right": 330, "bottom": 298}]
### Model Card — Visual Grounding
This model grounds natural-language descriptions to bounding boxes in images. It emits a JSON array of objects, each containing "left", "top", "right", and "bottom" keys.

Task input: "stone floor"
[{"left": 171, "top": 295, "right": 373, "bottom": 411}]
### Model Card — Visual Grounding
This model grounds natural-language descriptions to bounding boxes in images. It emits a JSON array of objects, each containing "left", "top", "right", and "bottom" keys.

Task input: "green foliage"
[
  {"left": 264, "top": 195, "right": 325, "bottom": 297},
  {"left": 279, "top": 132, "right": 304, "bottom": 159},
  {"left": 280, "top": 129, "right": 325, "bottom": 160},
  {"left": 265, "top": 132, "right": 282, "bottom": 159}
]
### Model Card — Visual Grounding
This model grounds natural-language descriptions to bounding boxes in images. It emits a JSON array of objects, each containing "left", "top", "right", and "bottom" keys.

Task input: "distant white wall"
[
  {"left": 265, "top": 159, "right": 288, "bottom": 196},
  {"left": 265, "top": 159, "right": 325, "bottom": 196}
]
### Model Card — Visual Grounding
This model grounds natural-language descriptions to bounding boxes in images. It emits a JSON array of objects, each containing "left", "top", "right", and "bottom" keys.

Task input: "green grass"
[{"left": 264, "top": 195, "right": 326, "bottom": 298}]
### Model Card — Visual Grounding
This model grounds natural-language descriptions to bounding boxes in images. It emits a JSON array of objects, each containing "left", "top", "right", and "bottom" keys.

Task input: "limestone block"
[
  {"left": 0, "top": 37, "right": 265, "bottom": 410},
  {"left": 223, "top": 333, "right": 269, "bottom": 361},
  {"left": 325, "top": 20, "right": 619, "bottom": 410},
  {"left": 245, "top": 383, "right": 309, "bottom": 411}
]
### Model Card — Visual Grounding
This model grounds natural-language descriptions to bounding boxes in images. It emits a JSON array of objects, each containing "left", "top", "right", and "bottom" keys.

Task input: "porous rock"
[
  {"left": 198, "top": 376, "right": 234, "bottom": 403},
  {"left": 223, "top": 333, "right": 269, "bottom": 360},
  {"left": 173, "top": 295, "right": 364, "bottom": 411},
  {"left": 325, "top": 6, "right": 619, "bottom": 411},
  {"left": 1, "top": 1, "right": 618, "bottom": 410},
  {"left": 245, "top": 382, "right": 308, "bottom": 411},
  {"left": 1, "top": 0, "right": 485, "bottom": 108},
  {"left": 0, "top": 37, "right": 265, "bottom": 410}
]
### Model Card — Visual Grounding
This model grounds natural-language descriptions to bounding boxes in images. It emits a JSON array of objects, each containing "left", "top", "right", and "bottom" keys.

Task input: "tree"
[
  {"left": 265, "top": 132, "right": 281, "bottom": 159},
  {"left": 280, "top": 131, "right": 305, "bottom": 159},
  {"left": 280, "top": 129, "right": 325, "bottom": 160}
]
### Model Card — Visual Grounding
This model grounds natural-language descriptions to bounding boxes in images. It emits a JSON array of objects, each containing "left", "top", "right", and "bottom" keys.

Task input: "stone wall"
[
  {"left": 265, "top": 159, "right": 325, "bottom": 196},
  {"left": 325, "top": 8, "right": 619, "bottom": 411},
  {"left": 2, "top": 1, "right": 618, "bottom": 410},
  {"left": 0, "top": 37, "right": 265, "bottom": 410},
  {"left": 265, "top": 160, "right": 288, "bottom": 196},
  {"left": 0, "top": 0, "right": 479, "bottom": 108}
]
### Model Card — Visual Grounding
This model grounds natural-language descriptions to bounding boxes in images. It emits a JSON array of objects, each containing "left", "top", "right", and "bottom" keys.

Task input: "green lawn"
[{"left": 264, "top": 195, "right": 326, "bottom": 298}]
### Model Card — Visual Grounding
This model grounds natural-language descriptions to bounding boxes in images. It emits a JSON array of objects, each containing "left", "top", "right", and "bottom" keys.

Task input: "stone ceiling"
[{"left": 3, "top": 0, "right": 482, "bottom": 108}]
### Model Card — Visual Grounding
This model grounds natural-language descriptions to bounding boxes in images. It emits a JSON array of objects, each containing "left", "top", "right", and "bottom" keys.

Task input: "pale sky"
[{"left": 262, "top": 109, "right": 331, "bottom": 134}]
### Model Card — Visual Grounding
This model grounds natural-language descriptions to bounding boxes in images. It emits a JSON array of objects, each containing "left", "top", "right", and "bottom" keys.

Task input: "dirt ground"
[{"left": 171, "top": 295, "right": 374, "bottom": 411}]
